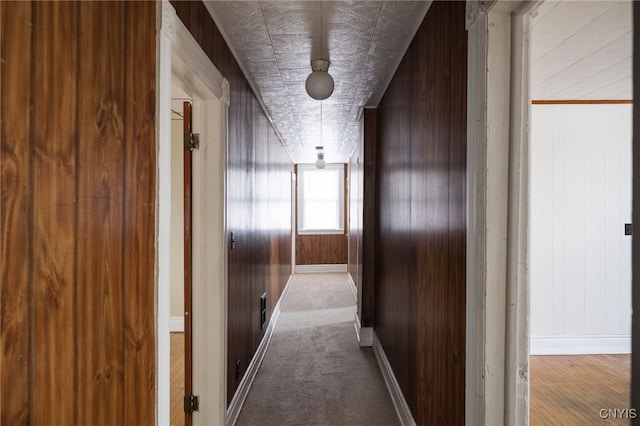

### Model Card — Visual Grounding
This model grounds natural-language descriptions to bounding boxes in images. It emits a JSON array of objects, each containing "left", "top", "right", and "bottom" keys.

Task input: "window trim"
[{"left": 297, "top": 163, "right": 345, "bottom": 235}]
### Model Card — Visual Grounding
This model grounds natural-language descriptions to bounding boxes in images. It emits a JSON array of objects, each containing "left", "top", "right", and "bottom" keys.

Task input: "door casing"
[{"left": 157, "top": 3, "right": 230, "bottom": 425}]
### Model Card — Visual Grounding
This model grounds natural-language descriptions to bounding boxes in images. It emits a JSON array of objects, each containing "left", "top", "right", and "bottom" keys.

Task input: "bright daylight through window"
[{"left": 298, "top": 164, "right": 344, "bottom": 234}]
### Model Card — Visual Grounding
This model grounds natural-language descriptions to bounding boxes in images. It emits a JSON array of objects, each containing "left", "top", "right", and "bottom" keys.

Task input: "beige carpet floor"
[{"left": 235, "top": 272, "right": 399, "bottom": 426}]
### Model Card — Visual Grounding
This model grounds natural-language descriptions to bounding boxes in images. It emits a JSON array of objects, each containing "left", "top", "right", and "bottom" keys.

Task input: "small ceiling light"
[
  {"left": 305, "top": 59, "right": 334, "bottom": 100},
  {"left": 315, "top": 146, "right": 326, "bottom": 169}
]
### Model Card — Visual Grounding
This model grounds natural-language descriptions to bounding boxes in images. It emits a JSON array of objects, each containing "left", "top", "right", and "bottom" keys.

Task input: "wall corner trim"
[
  {"left": 354, "top": 314, "right": 373, "bottom": 347},
  {"left": 372, "top": 333, "right": 416, "bottom": 426},
  {"left": 347, "top": 274, "right": 357, "bottom": 302},
  {"left": 226, "top": 275, "right": 294, "bottom": 426}
]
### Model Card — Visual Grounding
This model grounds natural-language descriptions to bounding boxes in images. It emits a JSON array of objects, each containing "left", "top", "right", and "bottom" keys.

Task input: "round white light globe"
[
  {"left": 305, "top": 70, "right": 334, "bottom": 100},
  {"left": 315, "top": 153, "right": 326, "bottom": 169}
]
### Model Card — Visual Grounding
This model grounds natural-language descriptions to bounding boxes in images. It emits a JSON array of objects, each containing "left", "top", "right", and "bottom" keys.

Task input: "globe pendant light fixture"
[
  {"left": 305, "top": 59, "right": 334, "bottom": 100},
  {"left": 315, "top": 145, "right": 326, "bottom": 169}
]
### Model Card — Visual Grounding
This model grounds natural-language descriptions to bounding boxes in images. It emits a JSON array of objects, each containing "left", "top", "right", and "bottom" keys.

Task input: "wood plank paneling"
[
  {"left": 31, "top": 3, "right": 78, "bottom": 424},
  {"left": 171, "top": 0, "right": 293, "bottom": 405},
  {"left": 122, "top": 2, "right": 157, "bottom": 421},
  {"left": 296, "top": 234, "right": 347, "bottom": 265},
  {"left": 1, "top": 2, "right": 157, "bottom": 424},
  {"left": 76, "top": 3, "right": 125, "bottom": 424},
  {"left": 375, "top": 3, "right": 466, "bottom": 424},
  {"left": 0, "top": 2, "right": 32, "bottom": 424},
  {"left": 362, "top": 109, "right": 377, "bottom": 327},
  {"left": 348, "top": 108, "right": 377, "bottom": 327}
]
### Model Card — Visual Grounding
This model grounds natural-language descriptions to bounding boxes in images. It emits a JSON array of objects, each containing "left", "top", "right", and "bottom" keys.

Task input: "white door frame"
[
  {"left": 466, "top": 1, "right": 537, "bottom": 424},
  {"left": 157, "top": 2, "right": 230, "bottom": 425}
]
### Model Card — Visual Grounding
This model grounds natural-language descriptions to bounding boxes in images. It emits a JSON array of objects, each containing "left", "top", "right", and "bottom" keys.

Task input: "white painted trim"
[
  {"left": 347, "top": 273, "right": 357, "bottom": 302},
  {"left": 296, "top": 164, "right": 345, "bottom": 235},
  {"left": 354, "top": 314, "right": 374, "bottom": 347},
  {"left": 226, "top": 275, "right": 294, "bottom": 426},
  {"left": 372, "top": 333, "right": 416, "bottom": 426},
  {"left": 505, "top": 5, "right": 537, "bottom": 425},
  {"left": 169, "top": 317, "right": 184, "bottom": 333},
  {"left": 294, "top": 264, "right": 348, "bottom": 274},
  {"left": 466, "top": 8, "right": 509, "bottom": 426},
  {"left": 156, "top": 4, "right": 174, "bottom": 424},
  {"left": 291, "top": 171, "right": 297, "bottom": 275},
  {"left": 466, "top": 2, "right": 538, "bottom": 424},
  {"left": 531, "top": 336, "right": 631, "bottom": 355}
]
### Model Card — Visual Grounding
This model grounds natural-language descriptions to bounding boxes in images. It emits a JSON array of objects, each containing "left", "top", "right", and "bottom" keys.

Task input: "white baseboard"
[
  {"left": 347, "top": 273, "right": 357, "bottom": 302},
  {"left": 226, "top": 275, "right": 294, "bottom": 426},
  {"left": 295, "top": 264, "right": 347, "bottom": 273},
  {"left": 530, "top": 335, "right": 631, "bottom": 355},
  {"left": 372, "top": 333, "right": 416, "bottom": 426},
  {"left": 169, "top": 316, "right": 184, "bottom": 332},
  {"left": 353, "top": 313, "right": 373, "bottom": 347}
]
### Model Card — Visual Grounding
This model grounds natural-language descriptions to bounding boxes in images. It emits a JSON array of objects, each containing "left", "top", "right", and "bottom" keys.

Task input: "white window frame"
[{"left": 297, "top": 163, "right": 345, "bottom": 235}]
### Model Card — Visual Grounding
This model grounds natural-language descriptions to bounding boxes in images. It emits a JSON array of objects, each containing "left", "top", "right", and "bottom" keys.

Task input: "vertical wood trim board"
[
  {"left": 0, "top": 2, "right": 157, "bottom": 424},
  {"left": 362, "top": 108, "right": 377, "bottom": 328}
]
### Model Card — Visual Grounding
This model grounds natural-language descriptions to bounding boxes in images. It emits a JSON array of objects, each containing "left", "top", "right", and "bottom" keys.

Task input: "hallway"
[{"left": 235, "top": 273, "right": 398, "bottom": 425}]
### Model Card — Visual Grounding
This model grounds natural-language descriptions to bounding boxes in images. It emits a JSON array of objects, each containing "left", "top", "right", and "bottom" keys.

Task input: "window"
[{"left": 297, "top": 164, "right": 344, "bottom": 234}]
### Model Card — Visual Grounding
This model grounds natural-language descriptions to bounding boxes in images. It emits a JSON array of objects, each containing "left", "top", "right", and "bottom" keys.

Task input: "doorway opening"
[
  {"left": 528, "top": 1, "right": 633, "bottom": 423},
  {"left": 157, "top": 3, "right": 230, "bottom": 425},
  {"left": 465, "top": 1, "right": 632, "bottom": 423}
]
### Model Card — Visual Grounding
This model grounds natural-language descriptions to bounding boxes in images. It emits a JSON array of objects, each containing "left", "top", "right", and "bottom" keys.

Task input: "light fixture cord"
[{"left": 320, "top": 1, "right": 322, "bottom": 59}]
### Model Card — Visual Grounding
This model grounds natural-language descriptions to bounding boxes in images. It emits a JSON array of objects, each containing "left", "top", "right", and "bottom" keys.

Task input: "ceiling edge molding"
[
  {"left": 367, "top": 1, "right": 432, "bottom": 107},
  {"left": 202, "top": 1, "right": 295, "bottom": 163}
]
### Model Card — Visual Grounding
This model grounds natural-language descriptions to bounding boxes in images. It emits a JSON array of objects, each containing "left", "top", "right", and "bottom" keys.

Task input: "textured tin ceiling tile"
[{"left": 204, "top": 1, "right": 431, "bottom": 163}]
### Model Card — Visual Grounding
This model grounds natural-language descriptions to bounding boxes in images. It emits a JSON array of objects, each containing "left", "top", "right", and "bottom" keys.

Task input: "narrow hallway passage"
[{"left": 236, "top": 273, "right": 398, "bottom": 425}]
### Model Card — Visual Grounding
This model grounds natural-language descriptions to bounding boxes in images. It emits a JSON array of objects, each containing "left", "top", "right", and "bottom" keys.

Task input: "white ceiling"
[
  {"left": 531, "top": 0, "right": 632, "bottom": 100},
  {"left": 203, "top": 1, "right": 431, "bottom": 163}
]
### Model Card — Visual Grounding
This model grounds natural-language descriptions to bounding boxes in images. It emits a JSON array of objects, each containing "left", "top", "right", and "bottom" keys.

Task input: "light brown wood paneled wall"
[
  {"left": 374, "top": 2, "right": 467, "bottom": 425},
  {"left": 171, "top": 0, "right": 293, "bottom": 405},
  {"left": 1, "top": 1, "right": 156, "bottom": 424},
  {"left": 296, "top": 234, "right": 348, "bottom": 265}
]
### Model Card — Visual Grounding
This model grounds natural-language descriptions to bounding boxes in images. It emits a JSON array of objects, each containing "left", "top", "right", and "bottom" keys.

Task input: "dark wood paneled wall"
[
  {"left": 375, "top": 2, "right": 467, "bottom": 424},
  {"left": 171, "top": 0, "right": 293, "bottom": 405},
  {"left": 1, "top": 1, "right": 156, "bottom": 424},
  {"left": 349, "top": 109, "right": 378, "bottom": 327},
  {"left": 295, "top": 165, "right": 348, "bottom": 265},
  {"left": 348, "top": 140, "right": 363, "bottom": 310}
]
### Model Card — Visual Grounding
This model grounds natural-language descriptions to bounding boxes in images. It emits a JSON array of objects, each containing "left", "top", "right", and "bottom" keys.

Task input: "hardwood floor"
[
  {"left": 530, "top": 354, "right": 631, "bottom": 425},
  {"left": 171, "top": 333, "right": 185, "bottom": 426}
]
